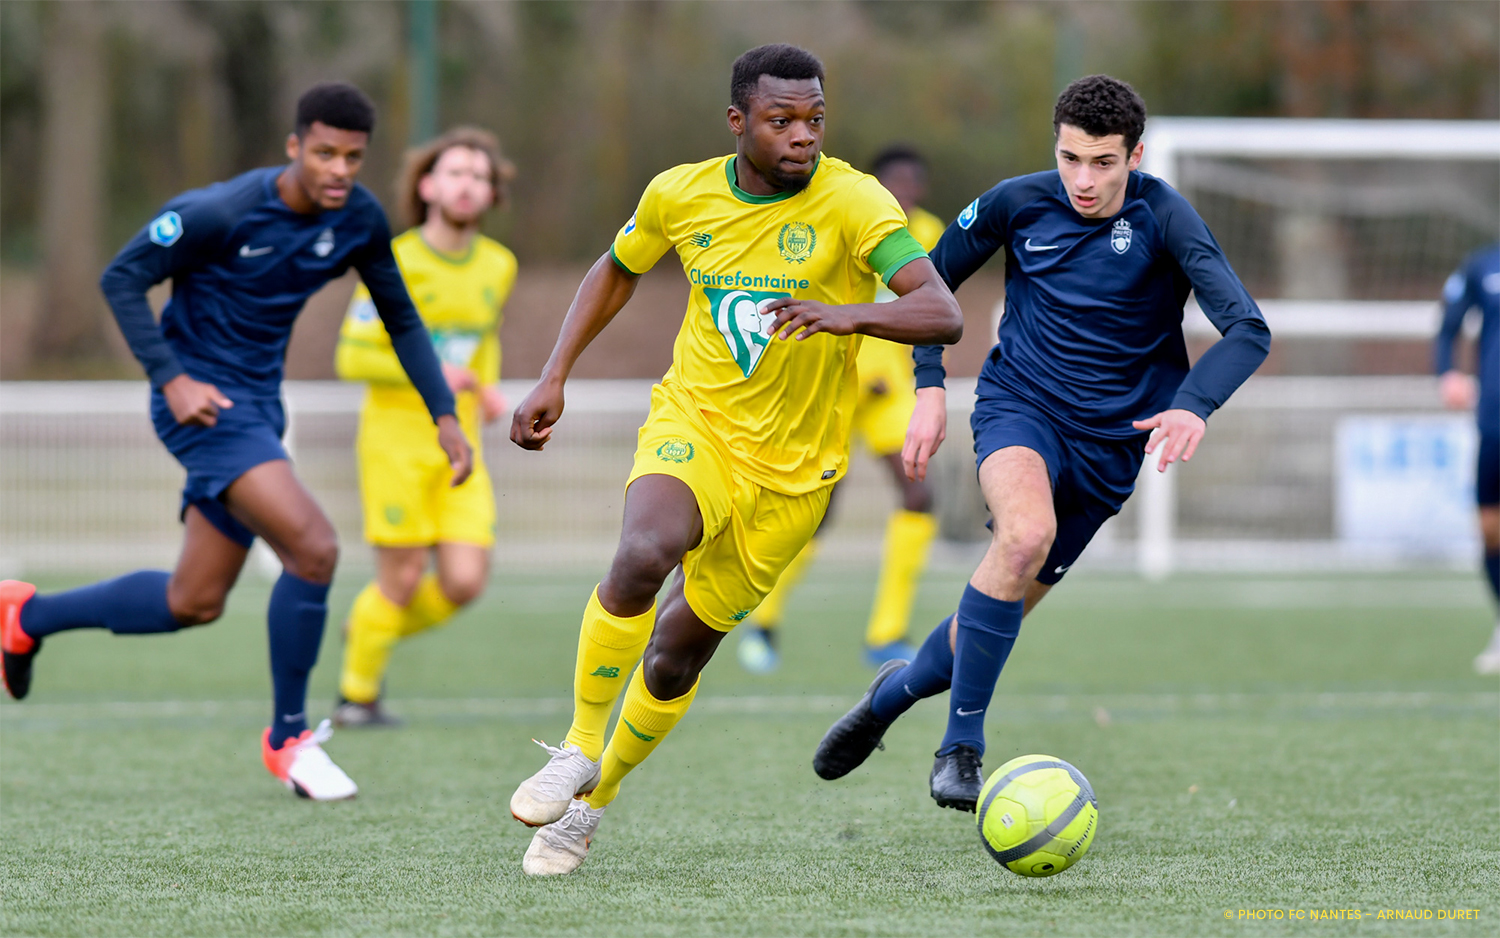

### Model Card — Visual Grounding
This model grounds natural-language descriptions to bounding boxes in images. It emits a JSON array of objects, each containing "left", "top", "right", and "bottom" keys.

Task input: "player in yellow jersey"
[
  {"left": 505, "top": 44, "right": 963, "bottom": 876},
  {"left": 739, "top": 146, "right": 950, "bottom": 673},
  {"left": 332, "top": 127, "right": 518, "bottom": 726}
]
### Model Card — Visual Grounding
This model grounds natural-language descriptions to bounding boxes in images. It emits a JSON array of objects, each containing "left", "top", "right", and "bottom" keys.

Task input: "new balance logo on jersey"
[
  {"left": 1110, "top": 218, "right": 1133, "bottom": 254},
  {"left": 703, "top": 287, "right": 790, "bottom": 378},
  {"left": 589, "top": 666, "right": 620, "bottom": 678},
  {"left": 688, "top": 231, "right": 713, "bottom": 248}
]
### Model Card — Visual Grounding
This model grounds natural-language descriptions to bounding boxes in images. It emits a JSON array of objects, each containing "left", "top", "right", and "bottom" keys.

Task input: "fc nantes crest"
[
  {"left": 704, "top": 286, "right": 790, "bottom": 377},
  {"left": 778, "top": 222, "right": 816, "bottom": 264}
]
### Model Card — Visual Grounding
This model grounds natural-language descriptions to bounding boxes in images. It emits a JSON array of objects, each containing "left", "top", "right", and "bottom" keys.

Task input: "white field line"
[{"left": 1, "top": 691, "right": 1494, "bottom": 724}]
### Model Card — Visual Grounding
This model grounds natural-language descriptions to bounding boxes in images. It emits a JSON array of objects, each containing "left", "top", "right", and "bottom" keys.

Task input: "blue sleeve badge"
[
  {"left": 623, "top": 213, "right": 637, "bottom": 236},
  {"left": 957, "top": 198, "right": 979, "bottom": 231},
  {"left": 148, "top": 211, "right": 184, "bottom": 247},
  {"left": 1441, "top": 272, "right": 1464, "bottom": 303}
]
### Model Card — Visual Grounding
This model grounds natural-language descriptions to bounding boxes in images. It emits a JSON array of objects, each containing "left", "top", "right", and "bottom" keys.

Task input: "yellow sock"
[
  {"left": 339, "top": 582, "right": 405, "bottom": 704},
  {"left": 398, "top": 573, "right": 460, "bottom": 638},
  {"left": 562, "top": 588, "right": 654, "bottom": 761},
  {"left": 584, "top": 667, "right": 699, "bottom": 809},
  {"left": 753, "top": 538, "right": 819, "bottom": 630},
  {"left": 865, "top": 509, "right": 938, "bottom": 647}
]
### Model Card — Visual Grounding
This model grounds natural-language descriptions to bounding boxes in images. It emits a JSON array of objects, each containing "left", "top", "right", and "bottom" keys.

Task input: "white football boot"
[
  {"left": 261, "top": 719, "right": 359, "bottom": 801},
  {"left": 1474, "top": 623, "right": 1500, "bottom": 676},
  {"left": 510, "top": 739, "right": 601, "bottom": 826},
  {"left": 522, "top": 798, "right": 606, "bottom": 876}
]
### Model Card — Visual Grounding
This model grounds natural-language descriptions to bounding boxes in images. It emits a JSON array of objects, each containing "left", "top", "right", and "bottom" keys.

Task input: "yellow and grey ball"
[{"left": 976, "top": 754, "right": 1097, "bottom": 877}]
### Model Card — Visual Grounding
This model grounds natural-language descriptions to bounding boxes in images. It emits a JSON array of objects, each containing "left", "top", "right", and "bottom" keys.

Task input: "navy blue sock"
[
  {"left": 20, "top": 571, "right": 179, "bottom": 638},
  {"left": 940, "top": 585, "right": 1023, "bottom": 757},
  {"left": 871, "top": 616, "right": 955, "bottom": 722},
  {"left": 1484, "top": 551, "right": 1499, "bottom": 603},
  {"left": 267, "top": 572, "right": 329, "bottom": 748}
]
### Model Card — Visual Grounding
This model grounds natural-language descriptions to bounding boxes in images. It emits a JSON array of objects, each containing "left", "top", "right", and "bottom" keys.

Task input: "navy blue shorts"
[
  {"left": 151, "top": 391, "right": 288, "bottom": 547},
  {"left": 1479, "top": 427, "right": 1499, "bottom": 507},
  {"left": 971, "top": 389, "right": 1145, "bottom": 585}
]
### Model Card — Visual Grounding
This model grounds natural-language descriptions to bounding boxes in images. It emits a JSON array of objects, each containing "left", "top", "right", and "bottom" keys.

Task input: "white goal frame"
[{"left": 1133, "top": 117, "right": 1500, "bottom": 579}]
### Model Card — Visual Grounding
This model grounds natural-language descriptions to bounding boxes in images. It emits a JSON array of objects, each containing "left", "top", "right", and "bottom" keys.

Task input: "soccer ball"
[{"left": 976, "top": 754, "right": 1097, "bottom": 877}]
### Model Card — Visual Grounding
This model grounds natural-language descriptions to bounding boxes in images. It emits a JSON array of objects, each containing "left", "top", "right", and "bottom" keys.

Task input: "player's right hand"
[
  {"left": 903, "top": 386, "right": 947, "bottom": 482},
  {"left": 510, "top": 378, "right": 564, "bottom": 451},
  {"left": 162, "top": 374, "right": 233, "bottom": 428},
  {"left": 1440, "top": 370, "right": 1476, "bottom": 411}
]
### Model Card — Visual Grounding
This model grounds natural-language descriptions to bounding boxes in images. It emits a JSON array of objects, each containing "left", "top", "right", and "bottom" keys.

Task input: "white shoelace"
[
  {"left": 539, "top": 800, "right": 603, "bottom": 849},
  {"left": 527, "top": 739, "right": 595, "bottom": 798}
]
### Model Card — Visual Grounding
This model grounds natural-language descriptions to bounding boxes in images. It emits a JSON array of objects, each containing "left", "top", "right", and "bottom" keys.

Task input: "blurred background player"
[
  {"left": 505, "top": 44, "right": 962, "bottom": 875},
  {"left": 1435, "top": 242, "right": 1500, "bottom": 674},
  {"left": 0, "top": 83, "right": 470, "bottom": 800},
  {"left": 815, "top": 75, "right": 1270, "bottom": 811},
  {"left": 332, "top": 127, "right": 518, "bottom": 726},
  {"left": 738, "top": 146, "right": 948, "bottom": 673}
]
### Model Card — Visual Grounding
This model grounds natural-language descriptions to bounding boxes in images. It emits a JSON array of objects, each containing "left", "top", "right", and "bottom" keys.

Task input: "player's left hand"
[
  {"left": 436, "top": 414, "right": 474, "bottom": 486},
  {"left": 479, "top": 384, "right": 508, "bottom": 424},
  {"left": 763, "top": 298, "right": 857, "bottom": 341},
  {"left": 1133, "top": 409, "right": 1206, "bottom": 473}
]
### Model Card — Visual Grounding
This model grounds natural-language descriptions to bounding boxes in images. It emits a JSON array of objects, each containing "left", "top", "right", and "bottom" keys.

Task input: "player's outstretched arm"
[
  {"left": 764, "top": 258, "right": 962, "bottom": 346},
  {"left": 510, "top": 252, "right": 641, "bottom": 451}
]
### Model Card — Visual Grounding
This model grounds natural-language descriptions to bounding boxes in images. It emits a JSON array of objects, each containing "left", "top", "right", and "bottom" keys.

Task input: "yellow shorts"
[
  {"left": 626, "top": 386, "right": 831, "bottom": 631},
  {"left": 356, "top": 403, "right": 495, "bottom": 548},
  {"left": 850, "top": 337, "right": 917, "bottom": 457}
]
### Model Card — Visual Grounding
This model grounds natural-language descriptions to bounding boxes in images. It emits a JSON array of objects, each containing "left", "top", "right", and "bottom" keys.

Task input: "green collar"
[
  {"left": 416, "top": 230, "right": 478, "bottom": 266},
  {"left": 724, "top": 154, "right": 819, "bottom": 204}
]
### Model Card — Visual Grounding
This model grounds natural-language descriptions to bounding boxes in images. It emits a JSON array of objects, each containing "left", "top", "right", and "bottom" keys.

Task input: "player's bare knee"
[
  {"left": 288, "top": 529, "right": 340, "bottom": 584},
  {"left": 167, "top": 591, "right": 225, "bottom": 627},
  {"left": 438, "top": 571, "right": 485, "bottom": 607},
  {"left": 610, "top": 532, "right": 683, "bottom": 593},
  {"left": 901, "top": 481, "right": 934, "bottom": 514},
  {"left": 641, "top": 647, "right": 698, "bottom": 700},
  {"left": 995, "top": 520, "right": 1054, "bottom": 576}
]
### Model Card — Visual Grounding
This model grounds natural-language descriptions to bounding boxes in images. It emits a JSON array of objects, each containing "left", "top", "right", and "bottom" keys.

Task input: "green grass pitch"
[{"left": 2, "top": 567, "right": 1497, "bottom": 936}]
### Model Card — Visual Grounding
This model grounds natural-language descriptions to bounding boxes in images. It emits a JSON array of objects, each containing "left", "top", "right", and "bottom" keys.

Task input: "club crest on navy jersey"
[
  {"left": 1110, "top": 218, "right": 1132, "bottom": 254},
  {"left": 314, "top": 227, "right": 336, "bottom": 258},
  {"left": 148, "top": 211, "right": 183, "bottom": 247}
]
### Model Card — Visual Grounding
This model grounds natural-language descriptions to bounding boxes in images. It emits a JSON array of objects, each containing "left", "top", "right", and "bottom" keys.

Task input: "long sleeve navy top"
[
  {"left": 1434, "top": 242, "right": 1499, "bottom": 433},
  {"left": 915, "top": 170, "right": 1270, "bottom": 440},
  {"left": 99, "top": 166, "right": 455, "bottom": 420}
]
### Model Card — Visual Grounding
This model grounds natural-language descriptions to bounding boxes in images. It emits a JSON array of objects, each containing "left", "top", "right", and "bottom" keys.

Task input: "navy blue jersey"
[
  {"left": 1435, "top": 243, "right": 1500, "bottom": 432},
  {"left": 100, "top": 166, "right": 454, "bottom": 418},
  {"left": 915, "top": 170, "right": 1270, "bottom": 440}
]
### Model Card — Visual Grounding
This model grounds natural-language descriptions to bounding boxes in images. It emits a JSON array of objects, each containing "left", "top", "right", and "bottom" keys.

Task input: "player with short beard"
[
  {"left": 0, "top": 83, "right": 471, "bottom": 800},
  {"left": 505, "top": 43, "right": 963, "bottom": 875},
  {"left": 814, "top": 74, "right": 1271, "bottom": 813},
  {"left": 332, "top": 127, "right": 518, "bottom": 726}
]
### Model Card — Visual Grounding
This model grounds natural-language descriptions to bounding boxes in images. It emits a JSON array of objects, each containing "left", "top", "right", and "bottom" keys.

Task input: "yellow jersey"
[
  {"left": 861, "top": 205, "right": 947, "bottom": 380},
  {"left": 611, "top": 154, "right": 926, "bottom": 494},
  {"left": 336, "top": 229, "right": 518, "bottom": 428}
]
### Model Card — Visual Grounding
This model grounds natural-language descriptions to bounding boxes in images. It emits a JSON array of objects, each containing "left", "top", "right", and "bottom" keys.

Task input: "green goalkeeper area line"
[{"left": 2, "top": 570, "right": 1497, "bottom": 937}]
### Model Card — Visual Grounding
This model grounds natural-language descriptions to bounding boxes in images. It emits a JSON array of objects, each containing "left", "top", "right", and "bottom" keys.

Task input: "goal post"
[{"left": 1133, "top": 117, "right": 1500, "bottom": 579}]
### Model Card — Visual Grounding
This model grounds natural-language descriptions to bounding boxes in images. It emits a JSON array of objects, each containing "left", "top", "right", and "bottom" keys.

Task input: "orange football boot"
[
  {"left": 0, "top": 580, "right": 39, "bottom": 700},
  {"left": 261, "top": 719, "right": 359, "bottom": 800}
]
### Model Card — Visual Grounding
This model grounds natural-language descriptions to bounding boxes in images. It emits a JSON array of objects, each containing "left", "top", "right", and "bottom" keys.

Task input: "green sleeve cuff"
[
  {"left": 868, "top": 228, "right": 928, "bottom": 283},
  {"left": 609, "top": 245, "right": 642, "bottom": 277}
]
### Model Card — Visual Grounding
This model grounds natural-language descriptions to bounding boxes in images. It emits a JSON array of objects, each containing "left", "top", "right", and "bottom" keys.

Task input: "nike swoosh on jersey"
[
  {"left": 239, "top": 244, "right": 274, "bottom": 257},
  {"left": 1023, "top": 239, "right": 1060, "bottom": 252}
]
